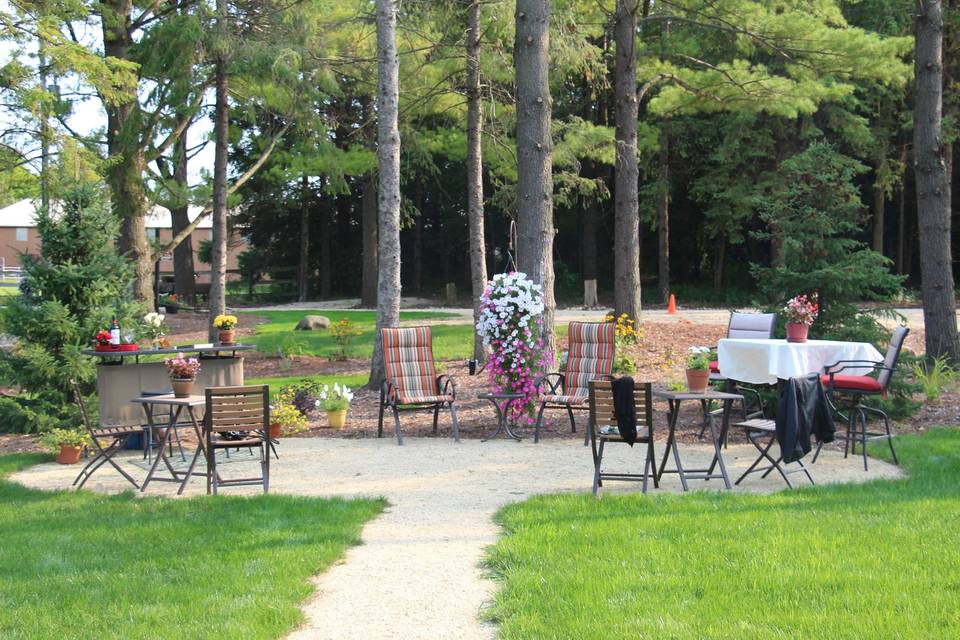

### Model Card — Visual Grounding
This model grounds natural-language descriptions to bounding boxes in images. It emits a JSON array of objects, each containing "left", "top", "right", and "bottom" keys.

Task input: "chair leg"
[
  {"left": 811, "top": 440, "right": 823, "bottom": 463},
  {"left": 567, "top": 406, "right": 576, "bottom": 433},
  {"left": 432, "top": 405, "right": 440, "bottom": 434},
  {"left": 641, "top": 445, "right": 650, "bottom": 494},
  {"left": 534, "top": 402, "right": 547, "bottom": 444},
  {"left": 392, "top": 406, "right": 403, "bottom": 446},
  {"left": 884, "top": 412, "right": 898, "bottom": 465},
  {"left": 860, "top": 408, "right": 869, "bottom": 471},
  {"left": 449, "top": 403, "right": 460, "bottom": 442},
  {"left": 648, "top": 438, "right": 659, "bottom": 489},
  {"left": 377, "top": 397, "right": 385, "bottom": 439},
  {"left": 592, "top": 439, "right": 605, "bottom": 495},
  {"left": 844, "top": 410, "right": 853, "bottom": 458}
]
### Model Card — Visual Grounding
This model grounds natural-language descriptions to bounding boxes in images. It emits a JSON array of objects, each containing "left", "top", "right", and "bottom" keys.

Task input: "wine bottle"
[{"left": 110, "top": 316, "right": 121, "bottom": 345}]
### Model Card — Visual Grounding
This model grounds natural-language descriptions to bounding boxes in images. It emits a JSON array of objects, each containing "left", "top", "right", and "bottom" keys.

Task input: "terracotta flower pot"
[
  {"left": 327, "top": 409, "right": 347, "bottom": 429},
  {"left": 218, "top": 329, "right": 236, "bottom": 345},
  {"left": 268, "top": 423, "right": 282, "bottom": 439},
  {"left": 685, "top": 368, "right": 711, "bottom": 394},
  {"left": 171, "top": 377, "right": 195, "bottom": 398},
  {"left": 785, "top": 322, "right": 810, "bottom": 343},
  {"left": 56, "top": 444, "right": 83, "bottom": 465}
]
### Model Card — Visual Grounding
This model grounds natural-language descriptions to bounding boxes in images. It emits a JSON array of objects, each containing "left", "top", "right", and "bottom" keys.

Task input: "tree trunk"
[
  {"left": 208, "top": 0, "right": 229, "bottom": 341},
  {"left": 466, "top": 0, "right": 489, "bottom": 362},
  {"left": 612, "top": 0, "right": 642, "bottom": 322},
  {"left": 896, "top": 144, "right": 908, "bottom": 274},
  {"left": 914, "top": 0, "right": 960, "bottom": 361},
  {"left": 369, "top": 0, "right": 402, "bottom": 389},
  {"left": 514, "top": 0, "right": 556, "bottom": 356},
  {"left": 872, "top": 165, "right": 886, "bottom": 254},
  {"left": 657, "top": 130, "right": 670, "bottom": 303},
  {"left": 102, "top": 0, "right": 153, "bottom": 303},
  {"left": 713, "top": 235, "right": 726, "bottom": 292},
  {"left": 171, "top": 133, "right": 196, "bottom": 305},
  {"left": 320, "top": 201, "right": 332, "bottom": 299},
  {"left": 361, "top": 172, "right": 378, "bottom": 306},
  {"left": 298, "top": 176, "right": 311, "bottom": 302}
]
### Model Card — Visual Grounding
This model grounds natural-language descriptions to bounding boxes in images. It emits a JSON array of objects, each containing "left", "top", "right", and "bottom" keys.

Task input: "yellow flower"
[{"left": 213, "top": 314, "right": 238, "bottom": 330}]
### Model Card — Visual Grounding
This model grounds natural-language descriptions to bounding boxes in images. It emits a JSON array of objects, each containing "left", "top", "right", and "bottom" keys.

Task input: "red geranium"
[{"left": 95, "top": 330, "right": 112, "bottom": 346}]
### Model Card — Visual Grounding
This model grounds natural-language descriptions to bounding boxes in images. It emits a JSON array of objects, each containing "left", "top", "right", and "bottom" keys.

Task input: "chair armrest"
[
  {"left": 535, "top": 372, "right": 565, "bottom": 396},
  {"left": 437, "top": 375, "right": 457, "bottom": 400},
  {"left": 381, "top": 380, "right": 398, "bottom": 406},
  {"left": 823, "top": 359, "right": 882, "bottom": 373},
  {"left": 827, "top": 364, "right": 894, "bottom": 377}
]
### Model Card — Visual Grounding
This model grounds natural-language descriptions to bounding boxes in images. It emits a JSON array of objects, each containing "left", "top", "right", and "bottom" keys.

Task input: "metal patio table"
[
  {"left": 652, "top": 389, "right": 743, "bottom": 491},
  {"left": 478, "top": 392, "right": 525, "bottom": 441},
  {"left": 131, "top": 393, "right": 218, "bottom": 493}
]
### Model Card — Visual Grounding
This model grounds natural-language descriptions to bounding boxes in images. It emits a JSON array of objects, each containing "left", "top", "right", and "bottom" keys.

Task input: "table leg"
[
  {"left": 481, "top": 398, "right": 505, "bottom": 441},
  {"left": 186, "top": 405, "right": 222, "bottom": 483},
  {"left": 141, "top": 404, "right": 178, "bottom": 492},
  {"left": 658, "top": 400, "right": 690, "bottom": 491},
  {"left": 501, "top": 398, "right": 522, "bottom": 441},
  {"left": 706, "top": 399, "right": 732, "bottom": 490},
  {"left": 657, "top": 400, "right": 676, "bottom": 483}
]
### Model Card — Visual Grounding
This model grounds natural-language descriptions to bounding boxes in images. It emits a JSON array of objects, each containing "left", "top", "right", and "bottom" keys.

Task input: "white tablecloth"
[{"left": 717, "top": 339, "right": 884, "bottom": 385}]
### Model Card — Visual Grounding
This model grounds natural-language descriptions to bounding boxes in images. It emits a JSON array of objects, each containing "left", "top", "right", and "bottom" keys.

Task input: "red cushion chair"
[{"left": 815, "top": 326, "right": 909, "bottom": 471}]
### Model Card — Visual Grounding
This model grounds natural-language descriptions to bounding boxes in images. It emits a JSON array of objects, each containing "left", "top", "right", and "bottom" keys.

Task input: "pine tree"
[{"left": 0, "top": 185, "right": 140, "bottom": 432}]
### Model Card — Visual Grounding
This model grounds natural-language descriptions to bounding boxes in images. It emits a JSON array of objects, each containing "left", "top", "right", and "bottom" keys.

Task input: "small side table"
[
  {"left": 652, "top": 389, "right": 744, "bottom": 491},
  {"left": 478, "top": 392, "right": 525, "bottom": 441}
]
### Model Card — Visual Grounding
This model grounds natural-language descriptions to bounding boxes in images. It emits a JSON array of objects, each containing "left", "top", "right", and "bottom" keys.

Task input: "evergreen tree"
[
  {"left": 752, "top": 143, "right": 904, "bottom": 341},
  {"left": 0, "top": 185, "right": 140, "bottom": 432}
]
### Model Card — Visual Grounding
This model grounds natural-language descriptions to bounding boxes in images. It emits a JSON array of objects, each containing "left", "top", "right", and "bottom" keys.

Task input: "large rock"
[{"left": 295, "top": 315, "right": 330, "bottom": 331}]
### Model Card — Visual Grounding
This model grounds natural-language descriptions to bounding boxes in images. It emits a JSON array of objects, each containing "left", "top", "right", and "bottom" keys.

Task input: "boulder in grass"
[{"left": 295, "top": 315, "right": 330, "bottom": 331}]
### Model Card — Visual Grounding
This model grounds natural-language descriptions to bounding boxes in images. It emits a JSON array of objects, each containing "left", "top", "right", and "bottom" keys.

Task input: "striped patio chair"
[
  {"left": 378, "top": 326, "right": 459, "bottom": 445},
  {"left": 534, "top": 321, "right": 615, "bottom": 443}
]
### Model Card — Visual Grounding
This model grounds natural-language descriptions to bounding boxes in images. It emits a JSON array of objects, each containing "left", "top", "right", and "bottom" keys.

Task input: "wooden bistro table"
[
  {"left": 652, "top": 389, "right": 744, "bottom": 491},
  {"left": 131, "top": 393, "right": 216, "bottom": 493}
]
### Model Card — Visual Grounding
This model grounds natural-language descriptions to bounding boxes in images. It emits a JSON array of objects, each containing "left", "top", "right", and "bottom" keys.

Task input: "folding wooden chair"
[
  {"left": 179, "top": 385, "right": 270, "bottom": 495},
  {"left": 378, "top": 326, "right": 459, "bottom": 445},
  {"left": 587, "top": 380, "right": 658, "bottom": 495},
  {"left": 70, "top": 379, "right": 141, "bottom": 490},
  {"left": 535, "top": 321, "right": 615, "bottom": 443}
]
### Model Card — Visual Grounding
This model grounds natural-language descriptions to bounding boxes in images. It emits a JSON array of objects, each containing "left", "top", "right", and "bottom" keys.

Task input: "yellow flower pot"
[{"left": 326, "top": 409, "right": 347, "bottom": 429}]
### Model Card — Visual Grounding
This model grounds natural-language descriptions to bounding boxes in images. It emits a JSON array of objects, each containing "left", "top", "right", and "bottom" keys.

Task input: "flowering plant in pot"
[
  {"left": 685, "top": 346, "right": 713, "bottom": 393},
  {"left": 42, "top": 428, "right": 92, "bottom": 464},
  {"left": 783, "top": 293, "right": 818, "bottom": 343},
  {"left": 94, "top": 330, "right": 112, "bottom": 347},
  {"left": 316, "top": 383, "right": 354, "bottom": 428},
  {"left": 213, "top": 314, "right": 238, "bottom": 345},
  {"left": 159, "top": 293, "right": 179, "bottom": 314},
  {"left": 270, "top": 403, "right": 308, "bottom": 437},
  {"left": 163, "top": 353, "right": 201, "bottom": 397},
  {"left": 476, "top": 272, "right": 551, "bottom": 424},
  {"left": 142, "top": 312, "right": 167, "bottom": 348}
]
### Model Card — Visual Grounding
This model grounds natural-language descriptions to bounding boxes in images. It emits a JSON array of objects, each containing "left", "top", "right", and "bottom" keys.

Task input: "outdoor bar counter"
[{"left": 81, "top": 345, "right": 254, "bottom": 426}]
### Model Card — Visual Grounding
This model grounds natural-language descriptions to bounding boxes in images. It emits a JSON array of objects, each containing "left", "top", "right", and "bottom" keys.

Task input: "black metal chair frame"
[
  {"left": 70, "top": 380, "right": 141, "bottom": 490},
  {"left": 378, "top": 376, "right": 459, "bottom": 446},
  {"left": 534, "top": 372, "right": 597, "bottom": 444},
  {"left": 587, "top": 380, "right": 658, "bottom": 495},
  {"left": 733, "top": 418, "right": 815, "bottom": 489},
  {"left": 814, "top": 362, "right": 899, "bottom": 471}
]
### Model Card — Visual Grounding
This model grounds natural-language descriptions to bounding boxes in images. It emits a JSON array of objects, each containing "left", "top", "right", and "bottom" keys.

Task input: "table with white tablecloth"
[{"left": 717, "top": 339, "right": 884, "bottom": 385}]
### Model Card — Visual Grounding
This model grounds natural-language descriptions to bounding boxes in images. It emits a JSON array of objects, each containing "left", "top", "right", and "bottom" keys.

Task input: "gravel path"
[{"left": 11, "top": 436, "right": 902, "bottom": 640}]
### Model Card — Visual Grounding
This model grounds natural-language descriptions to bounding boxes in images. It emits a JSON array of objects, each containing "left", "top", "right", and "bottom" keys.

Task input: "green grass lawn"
[
  {"left": 246, "top": 373, "right": 370, "bottom": 400},
  {"left": 240, "top": 310, "right": 473, "bottom": 360},
  {"left": 0, "top": 454, "right": 384, "bottom": 639},
  {"left": 241, "top": 309, "right": 570, "bottom": 364},
  {"left": 485, "top": 429, "right": 960, "bottom": 639}
]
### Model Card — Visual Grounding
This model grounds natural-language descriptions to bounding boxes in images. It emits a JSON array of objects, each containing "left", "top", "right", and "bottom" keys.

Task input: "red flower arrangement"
[{"left": 95, "top": 330, "right": 112, "bottom": 346}]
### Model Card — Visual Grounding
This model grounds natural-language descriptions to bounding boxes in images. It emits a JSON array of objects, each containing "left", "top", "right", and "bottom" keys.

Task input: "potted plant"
[
  {"left": 163, "top": 352, "right": 201, "bottom": 397},
  {"left": 213, "top": 314, "right": 238, "bottom": 345},
  {"left": 159, "top": 293, "right": 179, "bottom": 314},
  {"left": 685, "top": 346, "right": 713, "bottom": 393},
  {"left": 783, "top": 293, "right": 818, "bottom": 343},
  {"left": 42, "top": 428, "right": 92, "bottom": 464},
  {"left": 270, "top": 403, "right": 307, "bottom": 437},
  {"left": 142, "top": 312, "right": 167, "bottom": 349},
  {"left": 316, "top": 383, "right": 354, "bottom": 429}
]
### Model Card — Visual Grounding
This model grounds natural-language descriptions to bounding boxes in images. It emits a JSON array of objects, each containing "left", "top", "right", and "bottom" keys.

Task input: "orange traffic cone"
[{"left": 667, "top": 294, "right": 677, "bottom": 315}]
